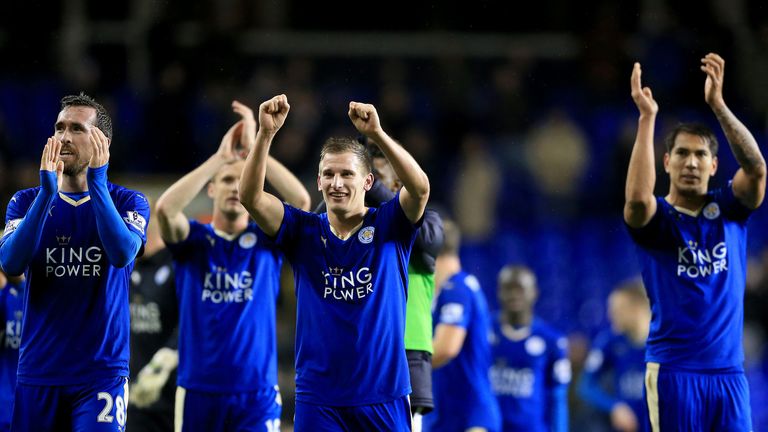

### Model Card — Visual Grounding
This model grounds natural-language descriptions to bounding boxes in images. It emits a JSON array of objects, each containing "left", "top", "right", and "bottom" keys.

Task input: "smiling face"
[
  {"left": 54, "top": 106, "right": 99, "bottom": 177},
  {"left": 317, "top": 151, "right": 374, "bottom": 214},
  {"left": 664, "top": 132, "right": 718, "bottom": 198}
]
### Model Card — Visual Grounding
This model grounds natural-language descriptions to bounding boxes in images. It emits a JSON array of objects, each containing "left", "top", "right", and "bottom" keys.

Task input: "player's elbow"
[
  {"left": 413, "top": 173, "right": 430, "bottom": 201},
  {"left": 0, "top": 259, "right": 23, "bottom": 278},
  {"left": 110, "top": 247, "right": 140, "bottom": 268},
  {"left": 623, "top": 198, "right": 654, "bottom": 228},
  {"left": 237, "top": 188, "right": 260, "bottom": 215},
  {"left": 432, "top": 341, "right": 460, "bottom": 368},
  {"left": 154, "top": 196, "right": 174, "bottom": 223}
]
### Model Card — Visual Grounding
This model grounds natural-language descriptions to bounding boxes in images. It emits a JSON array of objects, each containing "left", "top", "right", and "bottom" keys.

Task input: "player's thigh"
[
  {"left": 229, "top": 386, "right": 283, "bottom": 432},
  {"left": 174, "top": 387, "right": 226, "bottom": 432},
  {"left": 712, "top": 373, "right": 752, "bottom": 432},
  {"left": 294, "top": 400, "right": 346, "bottom": 432},
  {"left": 647, "top": 364, "right": 709, "bottom": 432},
  {"left": 11, "top": 383, "right": 67, "bottom": 431},
  {"left": 351, "top": 395, "right": 412, "bottom": 432},
  {"left": 71, "top": 376, "right": 130, "bottom": 432}
]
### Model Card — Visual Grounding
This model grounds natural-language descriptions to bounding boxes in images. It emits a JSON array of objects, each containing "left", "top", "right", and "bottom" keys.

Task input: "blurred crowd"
[{"left": 1, "top": 0, "right": 768, "bottom": 428}]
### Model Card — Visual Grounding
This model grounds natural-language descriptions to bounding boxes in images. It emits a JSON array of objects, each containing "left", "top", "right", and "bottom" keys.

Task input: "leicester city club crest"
[
  {"left": 358, "top": 226, "right": 375, "bottom": 244},
  {"left": 239, "top": 232, "right": 258, "bottom": 249},
  {"left": 703, "top": 202, "right": 720, "bottom": 220}
]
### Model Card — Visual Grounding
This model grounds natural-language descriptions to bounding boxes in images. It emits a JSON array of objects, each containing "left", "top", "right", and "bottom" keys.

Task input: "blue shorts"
[
  {"left": 175, "top": 385, "right": 282, "bottom": 432},
  {"left": 294, "top": 395, "right": 411, "bottom": 431},
  {"left": 645, "top": 362, "right": 752, "bottom": 431},
  {"left": 12, "top": 376, "right": 129, "bottom": 432}
]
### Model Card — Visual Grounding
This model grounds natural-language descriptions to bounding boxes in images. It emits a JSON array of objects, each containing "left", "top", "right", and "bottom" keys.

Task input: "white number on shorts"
[
  {"left": 265, "top": 418, "right": 281, "bottom": 432},
  {"left": 115, "top": 395, "right": 126, "bottom": 426},
  {"left": 97, "top": 389, "right": 127, "bottom": 426},
  {"left": 97, "top": 392, "right": 114, "bottom": 423}
]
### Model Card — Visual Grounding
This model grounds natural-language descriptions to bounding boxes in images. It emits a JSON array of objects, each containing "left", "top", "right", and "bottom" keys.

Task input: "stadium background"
[{"left": 1, "top": 0, "right": 767, "bottom": 429}]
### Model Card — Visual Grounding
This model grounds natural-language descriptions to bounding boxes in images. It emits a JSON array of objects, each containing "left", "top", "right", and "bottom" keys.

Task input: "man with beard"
[{"left": 0, "top": 93, "right": 150, "bottom": 431}]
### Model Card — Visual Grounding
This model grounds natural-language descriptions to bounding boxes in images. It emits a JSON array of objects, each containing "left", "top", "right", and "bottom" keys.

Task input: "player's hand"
[
  {"left": 231, "top": 100, "right": 256, "bottom": 157},
  {"left": 215, "top": 120, "right": 245, "bottom": 164},
  {"left": 701, "top": 52, "right": 725, "bottom": 110},
  {"left": 610, "top": 402, "right": 639, "bottom": 432},
  {"left": 88, "top": 127, "right": 110, "bottom": 168},
  {"left": 348, "top": 102, "right": 383, "bottom": 137},
  {"left": 257, "top": 94, "right": 290, "bottom": 136},
  {"left": 129, "top": 348, "right": 178, "bottom": 408},
  {"left": 40, "top": 137, "right": 64, "bottom": 192},
  {"left": 630, "top": 63, "right": 658, "bottom": 117}
]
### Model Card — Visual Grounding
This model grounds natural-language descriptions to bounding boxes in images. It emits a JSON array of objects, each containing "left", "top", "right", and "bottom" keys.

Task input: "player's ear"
[
  {"left": 206, "top": 181, "right": 215, "bottom": 198},
  {"left": 317, "top": 174, "right": 322, "bottom": 192},
  {"left": 663, "top": 152, "right": 670, "bottom": 173},
  {"left": 363, "top": 172, "right": 374, "bottom": 191},
  {"left": 711, "top": 156, "right": 718, "bottom": 176}
]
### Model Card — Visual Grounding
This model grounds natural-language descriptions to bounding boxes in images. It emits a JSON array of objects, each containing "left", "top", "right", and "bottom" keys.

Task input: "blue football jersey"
[
  {"left": 0, "top": 281, "right": 23, "bottom": 428},
  {"left": 167, "top": 221, "right": 282, "bottom": 392},
  {"left": 581, "top": 330, "right": 647, "bottom": 421},
  {"left": 425, "top": 271, "right": 501, "bottom": 432},
  {"left": 274, "top": 195, "right": 418, "bottom": 406},
  {"left": 627, "top": 184, "right": 750, "bottom": 370},
  {"left": 1, "top": 185, "right": 148, "bottom": 385},
  {"left": 490, "top": 317, "right": 571, "bottom": 432}
]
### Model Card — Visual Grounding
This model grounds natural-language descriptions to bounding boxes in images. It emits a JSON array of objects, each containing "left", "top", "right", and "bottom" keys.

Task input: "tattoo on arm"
[{"left": 713, "top": 105, "right": 764, "bottom": 172}]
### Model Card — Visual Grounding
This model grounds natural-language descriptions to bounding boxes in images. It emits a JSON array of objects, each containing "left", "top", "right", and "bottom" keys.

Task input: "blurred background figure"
[
  {"left": 427, "top": 219, "right": 500, "bottom": 432},
  {"left": 579, "top": 279, "right": 650, "bottom": 432},
  {"left": 127, "top": 198, "right": 178, "bottom": 432},
  {"left": 490, "top": 265, "right": 571, "bottom": 432},
  {"left": 0, "top": 270, "right": 23, "bottom": 432}
]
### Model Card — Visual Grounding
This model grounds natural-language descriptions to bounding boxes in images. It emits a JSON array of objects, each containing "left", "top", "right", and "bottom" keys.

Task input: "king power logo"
[
  {"left": 321, "top": 266, "right": 373, "bottom": 301},
  {"left": 677, "top": 241, "right": 727, "bottom": 278},
  {"left": 202, "top": 267, "right": 254, "bottom": 304},
  {"left": 46, "top": 235, "right": 103, "bottom": 277}
]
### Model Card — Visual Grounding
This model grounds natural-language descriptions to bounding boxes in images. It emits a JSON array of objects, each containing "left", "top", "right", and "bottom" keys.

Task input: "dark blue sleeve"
[
  {"left": 434, "top": 280, "right": 473, "bottom": 329},
  {"left": 412, "top": 209, "right": 444, "bottom": 272},
  {"left": 715, "top": 181, "right": 752, "bottom": 222},
  {"left": 546, "top": 334, "right": 571, "bottom": 432},
  {"left": 625, "top": 197, "right": 672, "bottom": 250},
  {"left": 0, "top": 173, "right": 57, "bottom": 275},
  {"left": 87, "top": 165, "right": 145, "bottom": 268},
  {"left": 165, "top": 220, "right": 205, "bottom": 261},
  {"left": 578, "top": 335, "right": 620, "bottom": 413},
  {"left": 275, "top": 204, "right": 314, "bottom": 260}
]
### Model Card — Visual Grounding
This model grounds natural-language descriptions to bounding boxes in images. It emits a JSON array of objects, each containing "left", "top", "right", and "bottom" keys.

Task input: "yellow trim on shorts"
[
  {"left": 645, "top": 362, "right": 660, "bottom": 432},
  {"left": 174, "top": 386, "right": 186, "bottom": 432}
]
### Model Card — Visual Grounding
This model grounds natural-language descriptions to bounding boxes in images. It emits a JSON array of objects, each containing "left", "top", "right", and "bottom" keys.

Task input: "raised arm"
[
  {"left": 230, "top": 100, "right": 311, "bottom": 211},
  {"left": 86, "top": 128, "right": 144, "bottom": 267},
  {"left": 702, "top": 53, "right": 766, "bottom": 209},
  {"left": 239, "top": 95, "right": 290, "bottom": 237},
  {"left": 348, "top": 102, "right": 430, "bottom": 223},
  {"left": 156, "top": 122, "right": 241, "bottom": 244},
  {"left": 0, "top": 138, "right": 63, "bottom": 275},
  {"left": 624, "top": 63, "right": 659, "bottom": 228}
]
